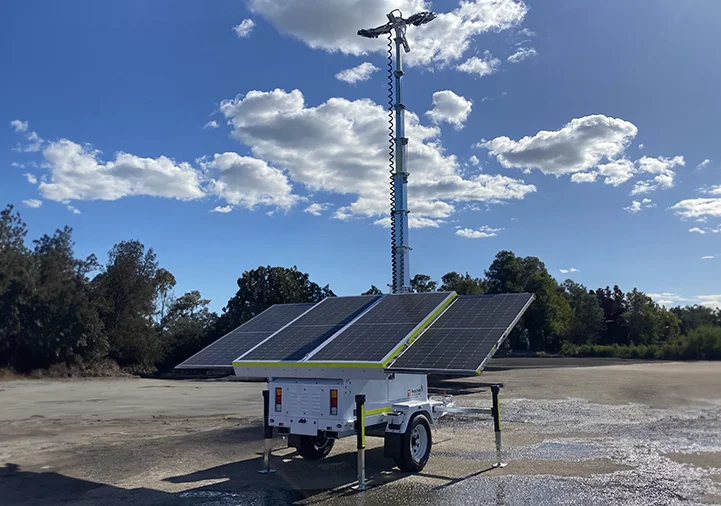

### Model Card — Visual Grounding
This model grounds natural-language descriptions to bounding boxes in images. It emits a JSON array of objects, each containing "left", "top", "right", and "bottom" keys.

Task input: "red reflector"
[
  {"left": 275, "top": 387, "right": 282, "bottom": 413},
  {"left": 330, "top": 389, "right": 338, "bottom": 415}
]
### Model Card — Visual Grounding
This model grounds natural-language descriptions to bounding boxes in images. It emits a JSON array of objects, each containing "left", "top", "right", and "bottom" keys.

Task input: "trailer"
[{"left": 178, "top": 291, "right": 535, "bottom": 488}]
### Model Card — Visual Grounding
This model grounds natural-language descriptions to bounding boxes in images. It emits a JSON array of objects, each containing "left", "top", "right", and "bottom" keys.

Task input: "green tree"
[
  {"left": 594, "top": 286, "right": 630, "bottom": 345},
  {"left": 0, "top": 206, "right": 35, "bottom": 369},
  {"left": 562, "top": 280, "right": 605, "bottom": 345},
  {"left": 214, "top": 266, "right": 334, "bottom": 337},
  {"left": 670, "top": 305, "right": 720, "bottom": 334},
  {"left": 439, "top": 271, "right": 485, "bottom": 294},
  {"left": 624, "top": 288, "right": 662, "bottom": 345},
  {"left": 154, "top": 268, "right": 177, "bottom": 335},
  {"left": 411, "top": 274, "right": 437, "bottom": 292},
  {"left": 362, "top": 285, "right": 383, "bottom": 295},
  {"left": 159, "top": 290, "right": 218, "bottom": 370},
  {"left": 92, "top": 240, "right": 162, "bottom": 369}
]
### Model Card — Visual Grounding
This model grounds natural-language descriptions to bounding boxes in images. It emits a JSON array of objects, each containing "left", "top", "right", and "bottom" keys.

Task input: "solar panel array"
[
  {"left": 179, "top": 292, "right": 534, "bottom": 374},
  {"left": 309, "top": 292, "right": 452, "bottom": 362},
  {"left": 237, "top": 295, "right": 381, "bottom": 362},
  {"left": 176, "top": 303, "right": 314, "bottom": 369},
  {"left": 388, "top": 293, "right": 534, "bottom": 373}
]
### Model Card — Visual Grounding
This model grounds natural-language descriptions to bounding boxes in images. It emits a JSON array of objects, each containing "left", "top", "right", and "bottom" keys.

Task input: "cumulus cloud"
[
  {"left": 596, "top": 159, "right": 636, "bottom": 186},
  {"left": 24, "top": 173, "right": 37, "bottom": 184},
  {"left": 559, "top": 267, "right": 578, "bottom": 274},
  {"left": 203, "top": 120, "right": 219, "bottom": 129},
  {"left": 689, "top": 227, "right": 706, "bottom": 234},
  {"left": 623, "top": 198, "right": 655, "bottom": 213},
  {"left": 697, "top": 159, "right": 710, "bottom": 169},
  {"left": 67, "top": 205, "right": 81, "bottom": 215},
  {"left": 671, "top": 198, "right": 721, "bottom": 220},
  {"left": 570, "top": 172, "right": 598, "bottom": 183},
  {"left": 247, "top": 0, "right": 527, "bottom": 67},
  {"left": 211, "top": 205, "right": 233, "bottom": 213},
  {"left": 630, "top": 155, "right": 684, "bottom": 195},
  {"left": 219, "top": 88, "right": 535, "bottom": 227},
  {"left": 335, "top": 62, "right": 379, "bottom": 84},
  {"left": 701, "top": 255, "right": 715, "bottom": 260},
  {"left": 638, "top": 143, "right": 644, "bottom": 150},
  {"left": 425, "top": 90, "right": 473, "bottom": 129},
  {"left": 200, "top": 152, "right": 299, "bottom": 210},
  {"left": 468, "top": 155, "right": 480, "bottom": 166},
  {"left": 233, "top": 19, "right": 255, "bottom": 38},
  {"left": 480, "top": 115, "right": 638, "bottom": 176},
  {"left": 507, "top": 46, "right": 536, "bottom": 63},
  {"left": 455, "top": 225, "right": 502, "bottom": 238},
  {"left": 11, "top": 120, "right": 28, "bottom": 132},
  {"left": 304, "top": 202, "right": 332, "bottom": 216},
  {"left": 457, "top": 51, "right": 501, "bottom": 77},
  {"left": 38, "top": 139, "right": 206, "bottom": 202},
  {"left": 22, "top": 199, "right": 43, "bottom": 208}
]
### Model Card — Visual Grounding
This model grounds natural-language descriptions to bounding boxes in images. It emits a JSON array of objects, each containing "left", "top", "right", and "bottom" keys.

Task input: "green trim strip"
[
  {"left": 232, "top": 360, "right": 384, "bottom": 368},
  {"left": 381, "top": 292, "right": 458, "bottom": 367},
  {"left": 366, "top": 406, "right": 392, "bottom": 416}
]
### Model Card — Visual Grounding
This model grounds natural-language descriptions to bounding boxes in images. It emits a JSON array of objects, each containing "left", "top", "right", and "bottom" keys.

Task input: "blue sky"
[{"left": 2, "top": 0, "right": 720, "bottom": 312}]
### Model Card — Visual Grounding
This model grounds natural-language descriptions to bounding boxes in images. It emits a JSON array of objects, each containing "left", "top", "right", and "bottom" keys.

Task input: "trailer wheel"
[
  {"left": 394, "top": 414, "right": 432, "bottom": 472},
  {"left": 297, "top": 434, "right": 334, "bottom": 460}
]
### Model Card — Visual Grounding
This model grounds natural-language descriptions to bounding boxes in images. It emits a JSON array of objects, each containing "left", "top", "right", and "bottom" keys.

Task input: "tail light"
[
  {"left": 330, "top": 389, "right": 338, "bottom": 415},
  {"left": 275, "top": 387, "right": 282, "bottom": 412}
]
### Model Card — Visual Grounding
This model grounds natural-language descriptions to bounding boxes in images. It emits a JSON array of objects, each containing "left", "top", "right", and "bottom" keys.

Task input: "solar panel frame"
[
  {"left": 234, "top": 295, "right": 383, "bottom": 363},
  {"left": 175, "top": 303, "right": 316, "bottom": 369},
  {"left": 306, "top": 292, "right": 456, "bottom": 364},
  {"left": 387, "top": 293, "right": 534, "bottom": 374}
]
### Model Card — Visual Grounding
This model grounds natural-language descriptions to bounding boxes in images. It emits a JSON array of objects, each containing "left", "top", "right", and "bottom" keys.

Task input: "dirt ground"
[{"left": 1, "top": 359, "right": 720, "bottom": 505}]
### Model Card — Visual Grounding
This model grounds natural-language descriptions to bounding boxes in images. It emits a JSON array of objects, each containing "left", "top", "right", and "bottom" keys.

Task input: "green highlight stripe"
[
  {"left": 366, "top": 406, "right": 391, "bottom": 416},
  {"left": 381, "top": 292, "right": 458, "bottom": 366},
  {"left": 232, "top": 361, "right": 384, "bottom": 368},
  {"left": 360, "top": 405, "right": 366, "bottom": 448}
]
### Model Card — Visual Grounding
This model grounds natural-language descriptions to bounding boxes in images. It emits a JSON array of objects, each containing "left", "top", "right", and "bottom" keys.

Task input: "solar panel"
[
  {"left": 388, "top": 293, "right": 534, "bottom": 374},
  {"left": 308, "top": 292, "right": 454, "bottom": 363},
  {"left": 236, "top": 295, "right": 381, "bottom": 362},
  {"left": 176, "top": 303, "right": 315, "bottom": 369}
]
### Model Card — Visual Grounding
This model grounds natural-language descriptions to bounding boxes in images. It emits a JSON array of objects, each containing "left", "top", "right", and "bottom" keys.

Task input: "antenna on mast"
[{"left": 358, "top": 9, "right": 436, "bottom": 294}]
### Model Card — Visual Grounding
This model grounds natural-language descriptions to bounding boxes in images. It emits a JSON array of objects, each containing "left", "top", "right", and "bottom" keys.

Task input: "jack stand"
[
  {"left": 491, "top": 384, "right": 507, "bottom": 468},
  {"left": 258, "top": 390, "right": 277, "bottom": 474},
  {"left": 351, "top": 394, "right": 371, "bottom": 490}
]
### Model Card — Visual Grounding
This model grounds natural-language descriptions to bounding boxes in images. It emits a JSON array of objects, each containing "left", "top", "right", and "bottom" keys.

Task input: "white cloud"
[
  {"left": 701, "top": 255, "right": 715, "bottom": 260},
  {"left": 22, "top": 199, "right": 42, "bottom": 208},
  {"left": 200, "top": 152, "right": 299, "bottom": 210},
  {"left": 211, "top": 205, "right": 233, "bottom": 213},
  {"left": 457, "top": 51, "right": 501, "bottom": 77},
  {"left": 11, "top": 162, "right": 24, "bottom": 168},
  {"left": 700, "top": 185, "right": 721, "bottom": 196},
  {"left": 247, "top": 0, "right": 527, "bottom": 67},
  {"left": 517, "top": 27, "right": 534, "bottom": 37},
  {"left": 638, "top": 143, "right": 644, "bottom": 150},
  {"left": 570, "top": 172, "right": 598, "bottom": 183},
  {"left": 697, "top": 159, "right": 710, "bottom": 169},
  {"left": 671, "top": 198, "right": 721, "bottom": 219},
  {"left": 689, "top": 227, "right": 706, "bottom": 234},
  {"left": 455, "top": 225, "right": 502, "bottom": 238},
  {"left": 468, "top": 155, "right": 480, "bottom": 166},
  {"left": 630, "top": 155, "right": 684, "bottom": 195},
  {"left": 203, "top": 120, "right": 219, "bottom": 129},
  {"left": 507, "top": 47, "right": 536, "bottom": 63},
  {"left": 304, "top": 202, "right": 332, "bottom": 216},
  {"left": 624, "top": 198, "right": 655, "bottom": 213},
  {"left": 24, "top": 173, "right": 37, "bottom": 184},
  {"left": 647, "top": 292, "right": 721, "bottom": 307},
  {"left": 232, "top": 19, "right": 255, "bottom": 38},
  {"left": 597, "top": 159, "right": 635, "bottom": 186},
  {"left": 219, "top": 88, "right": 535, "bottom": 227},
  {"left": 425, "top": 90, "right": 473, "bottom": 130},
  {"left": 335, "top": 62, "right": 379, "bottom": 84},
  {"left": 480, "top": 115, "right": 638, "bottom": 176},
  {"left": 39, "top": 139, "right": 206, "bottom": 202},
  {"left": 67, "top": 205, "right": 81, "bottom": 215},
  {"left": 559, "top": 267, "right": 579, "bottom": 274},
  {"left": 10, "top": 120, "right": 28, "bottom": 132},
  {"left": 696, "top": 295, "right": 721, "bottom": 309}
]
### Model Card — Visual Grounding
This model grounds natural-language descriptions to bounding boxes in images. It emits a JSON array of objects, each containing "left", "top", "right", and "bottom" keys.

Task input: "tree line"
[{"left": 1, "top": 205, "right": 719, "bottom": 375}]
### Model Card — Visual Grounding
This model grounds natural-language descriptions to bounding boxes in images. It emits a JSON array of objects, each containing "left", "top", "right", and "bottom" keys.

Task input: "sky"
[{"left": 1, "top": 0, "right": 720, "bottom": 312}]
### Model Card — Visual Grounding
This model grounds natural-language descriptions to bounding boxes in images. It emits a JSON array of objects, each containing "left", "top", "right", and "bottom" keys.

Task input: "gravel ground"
[{"left": 1, "top": 359, "right": 719, "bottom": 505}]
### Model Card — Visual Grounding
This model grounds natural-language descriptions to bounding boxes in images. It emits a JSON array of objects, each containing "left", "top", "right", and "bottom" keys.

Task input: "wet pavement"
[{"left": 1, "top": 361, "right": 720, "bottom": 505}]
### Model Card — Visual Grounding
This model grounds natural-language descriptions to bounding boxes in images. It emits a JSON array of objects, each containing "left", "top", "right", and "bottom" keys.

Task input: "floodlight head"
[{"left": 407, "top": 11, "right": 437, "bottom": 26}]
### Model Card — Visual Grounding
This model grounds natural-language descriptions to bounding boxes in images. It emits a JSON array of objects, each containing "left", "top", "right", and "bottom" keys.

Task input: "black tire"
[
  {"left": 297, "top": 434, "right": 334, "bottom": 460},
  {"left": 393, "top": 414, "right": 432, "bottom": 472}
]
